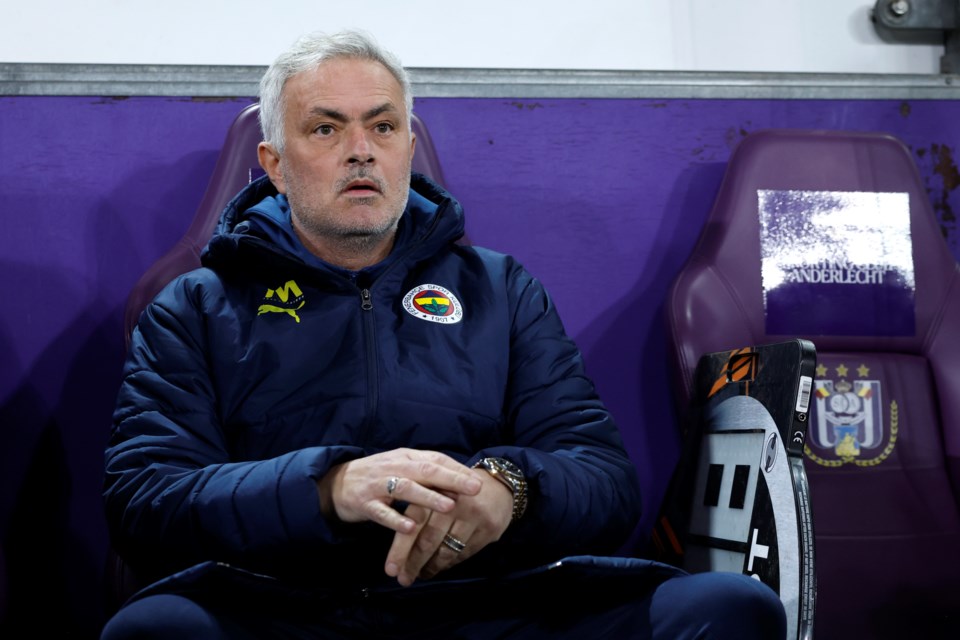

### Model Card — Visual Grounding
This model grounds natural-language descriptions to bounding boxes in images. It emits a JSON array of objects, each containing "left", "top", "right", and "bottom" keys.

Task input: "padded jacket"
[{"left": 104, "top": 173, "right": 643, "bottom": 592}]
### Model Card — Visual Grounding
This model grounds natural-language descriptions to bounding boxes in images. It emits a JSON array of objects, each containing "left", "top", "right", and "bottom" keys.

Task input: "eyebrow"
[{"left": 307, "top": 102, "right": 399, "bottom": 123}]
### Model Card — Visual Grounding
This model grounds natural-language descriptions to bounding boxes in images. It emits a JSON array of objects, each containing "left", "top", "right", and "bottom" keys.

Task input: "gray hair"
[{"left": 258, "top": 30, "right": 413, "bottom": 154}]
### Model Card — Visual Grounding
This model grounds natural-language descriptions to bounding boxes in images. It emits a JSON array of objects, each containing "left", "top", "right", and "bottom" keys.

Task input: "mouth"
[{"left": 342, "top": 178, "right": 382, "bottom": 197}]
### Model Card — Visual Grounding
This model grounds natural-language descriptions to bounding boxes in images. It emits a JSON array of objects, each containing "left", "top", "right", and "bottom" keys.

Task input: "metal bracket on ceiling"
[{"left": 873, "top": 0, "right": 960, "bottom": 73}]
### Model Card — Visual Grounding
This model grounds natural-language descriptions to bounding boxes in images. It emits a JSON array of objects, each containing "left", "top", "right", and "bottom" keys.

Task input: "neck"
[{"left": 294, "top": 226, "right": 398, "bottom": 271}]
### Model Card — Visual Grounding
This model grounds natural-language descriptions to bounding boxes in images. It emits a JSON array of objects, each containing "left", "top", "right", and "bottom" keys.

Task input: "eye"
[
  {"left": 314, "top": 124, "right": 335, "bottom": 136},
  {"left": 374, "top": 122, "right": 394, "bottom": 134}
]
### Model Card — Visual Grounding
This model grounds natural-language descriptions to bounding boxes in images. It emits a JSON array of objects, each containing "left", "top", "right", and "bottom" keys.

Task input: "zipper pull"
[{"left": 360, "top": 288, "right": 373, "bottom": 311}]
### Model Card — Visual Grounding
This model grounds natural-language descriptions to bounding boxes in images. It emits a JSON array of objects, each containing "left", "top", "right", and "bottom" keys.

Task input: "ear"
[
  {"left": 410, "top": 130, "right": 417, "bottom": 163},
  {"left": 257, "top": 142, "right": 286, "bottom": 194}
]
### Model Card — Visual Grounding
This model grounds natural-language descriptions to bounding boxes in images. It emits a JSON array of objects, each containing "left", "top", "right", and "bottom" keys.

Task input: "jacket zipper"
[
  {"left": 358, "top": 287, "right": 378, "bottom": 444},
  {"left": 353, "top": 206, "right": 449, "bottom": 445}
]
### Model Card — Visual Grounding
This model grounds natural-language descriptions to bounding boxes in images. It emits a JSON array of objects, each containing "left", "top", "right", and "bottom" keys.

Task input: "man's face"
[{"left": 264, "top": 58, "right": 416, "bottom": 252}]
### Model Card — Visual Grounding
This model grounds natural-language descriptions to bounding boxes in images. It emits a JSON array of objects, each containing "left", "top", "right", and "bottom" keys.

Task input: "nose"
[{"left": 346, "top": 127, "right": 374, "bottom": 166}]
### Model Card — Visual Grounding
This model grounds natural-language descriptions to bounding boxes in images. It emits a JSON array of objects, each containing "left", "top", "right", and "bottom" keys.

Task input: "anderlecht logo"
[{"left": 804, "top": 361, "right": 897, "bottom": 467}]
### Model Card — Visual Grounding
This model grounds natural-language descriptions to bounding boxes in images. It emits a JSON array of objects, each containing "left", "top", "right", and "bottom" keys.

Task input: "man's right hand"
[{"left": 315, "top": 448, "right": 482, "bottom": 534}]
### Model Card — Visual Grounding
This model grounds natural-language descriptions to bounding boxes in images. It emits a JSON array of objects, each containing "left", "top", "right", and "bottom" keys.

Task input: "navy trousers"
[{"left": 101, "top": 566, "right": 786, "bottom": 640}]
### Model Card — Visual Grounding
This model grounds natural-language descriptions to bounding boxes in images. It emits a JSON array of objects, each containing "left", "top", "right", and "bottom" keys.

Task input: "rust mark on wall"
[
  {"left": 724, "top": 125, "right": 750, "bottom": 150},
  {"left": 506, "top": 101, "right": 543, "bottom": 111},
  {"left": 92, "top": 96, "right": 131, "bottom": 105},
  {"left": 932, "top": 143, "right": 960, "bottom": 193},
  {"left": 916, "top": 143, "right": 959, "bottom": 249}
]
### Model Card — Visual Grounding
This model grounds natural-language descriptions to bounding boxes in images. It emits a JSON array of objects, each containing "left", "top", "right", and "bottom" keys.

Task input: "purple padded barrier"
[
  {"left": 122, "top": 104, "right": 448, "bottom": 344},
  {"left": 667, "top": 129, "right": 960, "bottom": 639},
  {"left": 6, "top": 94, "right": 960, "bottom": 638}
]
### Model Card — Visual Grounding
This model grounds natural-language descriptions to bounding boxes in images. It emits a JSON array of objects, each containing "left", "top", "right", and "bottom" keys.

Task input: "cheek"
[
  {"left": 389, "top": 154, "right": 414, "bottom": 185},
  {"left": 284, "top": 161, "right": 333, "bottom": 194}
]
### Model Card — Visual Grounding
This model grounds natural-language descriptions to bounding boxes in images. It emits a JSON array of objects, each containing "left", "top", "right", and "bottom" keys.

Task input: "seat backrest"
[
  {"left": 123, "top": 103, "right": 448, "bottom": 346},
  {"left": 666, "top": 129, "right": 960, "bottom": 638}
]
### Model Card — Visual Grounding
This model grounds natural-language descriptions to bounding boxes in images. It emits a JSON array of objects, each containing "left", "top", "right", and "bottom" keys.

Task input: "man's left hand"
[{"left": 384, "top": 466, "right": 513, "bottom": 586}]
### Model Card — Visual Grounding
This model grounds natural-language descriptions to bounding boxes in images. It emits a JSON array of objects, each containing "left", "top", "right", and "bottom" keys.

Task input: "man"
[{"left": 101, "top": 30, "right": 785, "bottom": 639}]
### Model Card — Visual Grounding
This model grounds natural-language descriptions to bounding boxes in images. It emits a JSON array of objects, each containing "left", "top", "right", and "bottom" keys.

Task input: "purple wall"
[{"left": 1, "top": 94, "right": 958, "bottom": 637}]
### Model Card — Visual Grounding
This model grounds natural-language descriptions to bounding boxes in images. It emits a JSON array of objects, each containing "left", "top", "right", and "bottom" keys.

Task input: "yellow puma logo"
[{"left": 257, "top": 280, "right": 305, "bottom": 323}]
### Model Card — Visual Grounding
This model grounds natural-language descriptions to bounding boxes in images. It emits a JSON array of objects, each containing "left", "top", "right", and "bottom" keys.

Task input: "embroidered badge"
[
  {"left": 257, "top": 280, "right": 305, "bottom": 323},
  {"left": 804, "top": 362, "right": 898, "bottom": 467},
  {"left": 402, "top": 284, "right": 463, "bottom": 324}
]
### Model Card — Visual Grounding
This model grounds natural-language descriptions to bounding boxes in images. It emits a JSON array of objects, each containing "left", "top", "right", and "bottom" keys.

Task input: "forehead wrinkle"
[
  {"left": 363, "top": 103, "right": 399, "bottom": 121},
  {"left": 305, "top": 102, "right": 398, "bottom": 124},
  {"left": 307, "top": 106, "right": 347, "bottom": 122}
]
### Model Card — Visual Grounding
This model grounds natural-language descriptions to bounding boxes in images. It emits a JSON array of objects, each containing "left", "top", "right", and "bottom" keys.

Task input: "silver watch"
[{"left": 473, "top": 457, "right": 528, "bottom": 520}]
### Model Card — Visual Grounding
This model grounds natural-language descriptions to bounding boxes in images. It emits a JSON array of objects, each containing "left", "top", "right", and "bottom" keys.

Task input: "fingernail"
[{"left": 467, "top": 477, "right": 482, "bottom": 492}]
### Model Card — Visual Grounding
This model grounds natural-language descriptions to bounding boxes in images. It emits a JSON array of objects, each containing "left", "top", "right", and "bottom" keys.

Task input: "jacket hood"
[{"left": 200, "top": 172, "right": 465, "bottom": 277}]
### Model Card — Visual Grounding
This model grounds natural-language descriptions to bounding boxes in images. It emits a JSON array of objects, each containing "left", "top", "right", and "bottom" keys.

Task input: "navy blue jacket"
[{"left": 104, "top": 173, "right": 643, "bottom": 592}]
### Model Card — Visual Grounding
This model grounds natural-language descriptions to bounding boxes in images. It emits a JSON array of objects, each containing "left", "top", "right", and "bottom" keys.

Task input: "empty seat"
[{"left": 666, "top": 129, "right": 960, "bottom": 639}]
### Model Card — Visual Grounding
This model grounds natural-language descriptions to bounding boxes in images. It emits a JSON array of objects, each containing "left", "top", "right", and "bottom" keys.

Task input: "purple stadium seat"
[
  {"left": 123, "top": 103, "right": 448, "bottom": 347},
  {"left": 666, "top": 129, "right": 960, "bottom": 638},
  {"left": 109, "top": 103, "right": 449, "bottom": 611}
]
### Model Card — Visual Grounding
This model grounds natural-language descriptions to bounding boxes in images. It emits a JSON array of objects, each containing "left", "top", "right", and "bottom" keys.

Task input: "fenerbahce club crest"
[
  {"left": 402, "top": 284, "right": 463, "bottom": 324},
  {"left": 804, "top": 363, "right": 898, "bottom": 467}
]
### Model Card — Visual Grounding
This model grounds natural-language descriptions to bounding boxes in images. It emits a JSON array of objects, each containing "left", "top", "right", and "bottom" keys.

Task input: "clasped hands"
[{"left": 317, "top": 448, "right": 514, "bottom": 587}]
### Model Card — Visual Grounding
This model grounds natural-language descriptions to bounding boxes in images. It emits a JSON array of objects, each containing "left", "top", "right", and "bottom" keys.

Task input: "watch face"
[{"left": 493, "top": 458, "right": 522, "bottom": 478}]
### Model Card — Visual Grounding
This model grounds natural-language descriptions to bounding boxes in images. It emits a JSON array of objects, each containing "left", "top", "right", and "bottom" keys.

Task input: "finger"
[
  {"left": 385, "top": 504, "right": 430, "bottom": 585},
  {"left": 324, "top": 450, "right": 482, "bottom": 528},
  {"left": 384, "top": 476, "right": 458, "bottom": 514},
  {"left": 365, "top": 498, "right": 418, "bottom": 534},
  {"left": 360, "top": 472, "right": 457, "bottom": 531},
  {"left": 420, "top": 523, "right": 477, "bottom": 580},
  {"left": 400, "top": 510, "right": 454, "bottom": 586},
  {"left": 401, "top": 450, "right": 483, "bottom": 496}
]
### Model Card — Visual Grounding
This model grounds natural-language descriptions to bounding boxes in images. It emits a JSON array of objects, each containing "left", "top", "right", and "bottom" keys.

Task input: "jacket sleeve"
[
  {"left": 473, "top": 260, "right": 643, "bottom": 561},
  {"left": 103, "top": 272, "right": 362, "bottom": 575}
]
